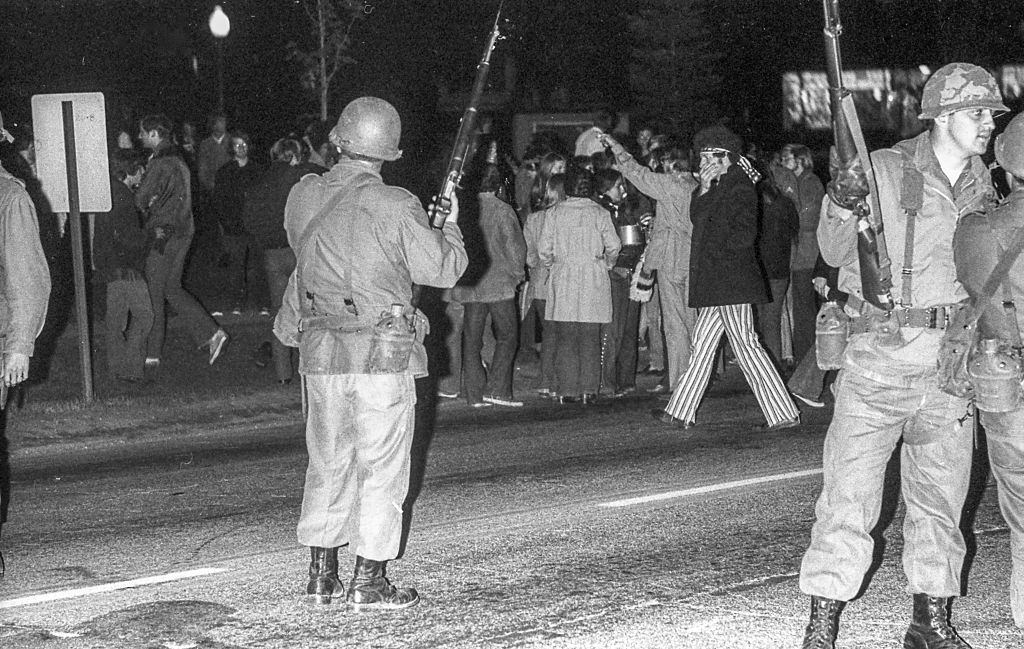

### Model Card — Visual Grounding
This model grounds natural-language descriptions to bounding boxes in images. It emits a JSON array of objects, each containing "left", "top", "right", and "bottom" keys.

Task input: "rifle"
[
  {"left": 427, "top": 2, "right": 506, "bottom": 229},
  {"left": 822, "top": 0, "right": 893, "bottom": 311}
]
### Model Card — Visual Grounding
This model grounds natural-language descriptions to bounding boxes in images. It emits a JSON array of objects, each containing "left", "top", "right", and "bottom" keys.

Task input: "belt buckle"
[{"left": 927, "top": 307, "right": 938, "bottom": 329}]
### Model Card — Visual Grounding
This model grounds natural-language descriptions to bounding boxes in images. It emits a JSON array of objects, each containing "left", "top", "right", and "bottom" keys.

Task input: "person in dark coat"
[
  {"left": 654, "top": 125, "right": 799, "bottom": 430},
  {"left": 754, "top": 167, "right": 800, "bottom": 367}
]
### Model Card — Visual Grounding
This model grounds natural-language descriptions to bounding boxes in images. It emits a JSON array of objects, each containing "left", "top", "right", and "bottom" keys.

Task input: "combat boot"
[
  {"left": 346, "top": 555, "right": 419, "bottom": 610},
  {"left": 801, "top": 596, "right": 844, "bottom": 649},
  {"left": 306, "top": 546, "right": 344, "bottom": 604},
  {"left": 903, "top": 594, "right": 973, "bottom": 648}
]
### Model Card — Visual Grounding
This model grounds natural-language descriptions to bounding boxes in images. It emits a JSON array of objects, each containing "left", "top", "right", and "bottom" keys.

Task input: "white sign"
[{"left": 31, "top": 92, "right": 111, "bottom": 213}]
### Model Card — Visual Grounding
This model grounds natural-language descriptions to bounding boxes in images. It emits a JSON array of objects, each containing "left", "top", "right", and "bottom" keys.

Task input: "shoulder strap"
[
  {"left": 899, "top": 148, "right": 924, "bottom": 307},
  {"left": 296, "top": 184, "right": 347, "bottom": 259},
  {"left": 970, "top": 224, "right": 1024, "bottom": 328}
]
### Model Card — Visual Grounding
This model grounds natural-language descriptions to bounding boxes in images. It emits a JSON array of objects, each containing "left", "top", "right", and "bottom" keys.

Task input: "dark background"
[{"left": 1, "top": 0, "right": 1023, "bottom": 165}]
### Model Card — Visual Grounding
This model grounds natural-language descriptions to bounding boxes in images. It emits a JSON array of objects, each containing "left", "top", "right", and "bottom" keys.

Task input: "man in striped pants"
[{"left": 649, "top": 126, "right": 799, "bottom": 430}]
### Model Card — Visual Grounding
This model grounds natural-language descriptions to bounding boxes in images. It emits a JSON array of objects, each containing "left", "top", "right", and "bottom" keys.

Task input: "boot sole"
[{"left": 349, "top": 595, "right": 420, "bottom": 611}]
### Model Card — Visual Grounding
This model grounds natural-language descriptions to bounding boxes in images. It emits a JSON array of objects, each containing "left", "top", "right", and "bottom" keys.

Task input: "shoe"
[
  {"left": 646, "top": 383, "right": 669, "bottom": 394},
  {"left": 211, "top": 310, "right": 224, "bottom": 317},
  {"left": 206, "top": 328, "right": 229, "bottom": 365},
  {"left": 536, "top": 387, "right": 553, "bottom": 397},
  {"left": 277, "top": 378, "right": 292, "bottom": 386},
  {"left": 144, "top": 357, "right": 160, "bottom": 368},
  {"left": 759, "top": 416, "right": 800, "bottom": 432},
  {"left": 482, "top": 395, "right": 524, "bottom": 407},
  {"left": 649, "top": 408, "right": 693, "bottom": 428},
  {"left": 230, "top": 306, "right": 242, "bottom": 316},
  {"left": 259, "top": 307, "right": 271, "bottom": 317},
  {"left": 470, "top": 401, "right": 493, "bottom": 408},
  {"left": 640, "top": 365, "right": 664, "bottom": 376},
  {"left": 253, "top": 341, "right": 272, "bottom": 368},
  {"left": 437, "top": 390, "right": 459, "bottom": 399},
  {"left": 801, "top": 596, "right": 844, "bottom": 649},
  {"left": 793, "top": 392, "right": 825, "bottom": 409},
  {"left": 904, "top": 594, "right": 973, "bottom": 648},
  {"left": 346, "top": 556, "right": 419, "bottom": 610},
  {"left": 558, "top": 395, "right": 579, "bottom": 404},
  {"left": 580, "top": 393, "right": 598, "bottom": 405},
  {"left": 306, "top": 546, "right": 344, "bottom": 605},
  {"left": 612, "top": 386, "right": 636, "bottom": 398}
]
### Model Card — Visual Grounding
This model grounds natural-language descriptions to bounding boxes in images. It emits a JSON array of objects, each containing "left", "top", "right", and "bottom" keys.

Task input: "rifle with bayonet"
[
  {"left": 427, "top": 2, "right": 506, "bottom": 229},
  {"left": 822, "top": 0, "right": 893, "bottom": 311}
]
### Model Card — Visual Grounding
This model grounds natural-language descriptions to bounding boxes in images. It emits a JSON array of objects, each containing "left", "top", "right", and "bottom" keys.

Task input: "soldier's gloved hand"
[{"left": 826, "top": 145, "right": 869, "bottom": 210}]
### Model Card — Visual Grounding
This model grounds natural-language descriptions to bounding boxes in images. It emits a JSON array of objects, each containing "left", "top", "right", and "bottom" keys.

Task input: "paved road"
[{"left": 1, "top": 387, "right": 1021, "bottom": 648}]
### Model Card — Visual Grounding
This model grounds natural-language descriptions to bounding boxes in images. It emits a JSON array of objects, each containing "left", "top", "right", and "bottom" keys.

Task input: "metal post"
[
  {"left": 61, "top": 101, "right": 94, "bottom": 403},
  {"left": 217, "top": 39, "right": 225, "bottom": 114}
]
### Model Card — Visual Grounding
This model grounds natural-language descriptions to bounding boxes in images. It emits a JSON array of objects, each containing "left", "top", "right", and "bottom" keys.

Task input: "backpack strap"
[{"left": 898, "top": 147, "right": 925, "bottom": 307}]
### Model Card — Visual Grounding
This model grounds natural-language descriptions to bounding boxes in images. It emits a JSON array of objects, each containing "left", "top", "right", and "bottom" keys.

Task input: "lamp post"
[{"left": 208, "top": 5, "right": 230, "bottom": 113}]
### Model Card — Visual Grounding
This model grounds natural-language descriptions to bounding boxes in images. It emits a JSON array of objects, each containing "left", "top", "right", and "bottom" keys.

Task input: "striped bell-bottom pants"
[{"left": 663, "top": 303, "right": 798, "bottom": 426}]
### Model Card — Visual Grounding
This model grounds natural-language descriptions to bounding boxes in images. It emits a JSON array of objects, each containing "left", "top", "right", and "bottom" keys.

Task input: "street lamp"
[{"left": 208, "top": 5, "right": 230, "bottom": 113}]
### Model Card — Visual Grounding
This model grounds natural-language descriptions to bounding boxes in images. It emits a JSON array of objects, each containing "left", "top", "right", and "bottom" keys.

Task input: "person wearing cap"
[
  {"left": 637, "top": 124, "right": 799, "bottom": 431},
  {"left": 799, "top": 62, "right": 1007, "bottom": 649},
  {"left": 275, "top": 97, "right": 467, "bottom": 610},
  {"left": 953, "top": 110, "right": 1024, "bottom": 631},
  {"left": 0, "top": 119, "right": 50, "bottom": 580}
]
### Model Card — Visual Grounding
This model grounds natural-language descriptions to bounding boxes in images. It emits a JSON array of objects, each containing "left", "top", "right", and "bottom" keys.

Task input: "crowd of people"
[{"left": 1, "top": 59, "right": 1023, "bottom": 646}]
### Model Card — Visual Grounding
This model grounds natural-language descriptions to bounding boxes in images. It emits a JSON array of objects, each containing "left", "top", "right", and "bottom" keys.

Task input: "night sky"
[{"left": 2, "top": 0, "right": 1022, "bottom": 160}]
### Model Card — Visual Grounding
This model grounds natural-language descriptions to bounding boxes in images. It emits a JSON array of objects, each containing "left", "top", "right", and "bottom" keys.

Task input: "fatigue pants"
[
  {"left": 297, "top": 374, "right": 416, "bottom": 560},
  {"left": 978, "top": 408, "right": 1024, "bottom": 627},
  {"left": 800, "top": 368, "right": 973, "bottom": 601}
]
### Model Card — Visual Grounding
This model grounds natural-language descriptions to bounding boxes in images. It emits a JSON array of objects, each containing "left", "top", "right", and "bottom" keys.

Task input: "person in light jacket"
[{"left": 538, "top": 164, "right": 620, "bottom": 404}]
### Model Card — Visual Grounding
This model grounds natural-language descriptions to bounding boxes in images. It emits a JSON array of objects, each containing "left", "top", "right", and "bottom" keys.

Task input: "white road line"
[
  {"left": 0, "top": 567, "right": 229, "bottom": 610},
  {"left": 597, "top": 468, "right": 824, "bottom": 508}
]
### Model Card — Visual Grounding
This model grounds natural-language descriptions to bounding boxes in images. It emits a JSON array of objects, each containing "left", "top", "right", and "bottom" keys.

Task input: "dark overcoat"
[{"left": 688, "top": 164, "right": 769, "bottom": 307}]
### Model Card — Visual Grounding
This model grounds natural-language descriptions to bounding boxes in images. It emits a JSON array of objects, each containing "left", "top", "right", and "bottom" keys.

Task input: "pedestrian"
[
  {"left": 523, "top": 174, "right": 567, "bottom": 398},
  {"left": 213, "top": 130, "right": 264, "bottom": 313},
  {"left": 798, "top": 63, "right": 1007, "bottom": 648},
  {"left": 773, "top": 143, "right": 826, "bottom": 363},
  {"left": 650, "top": 125, "right": 798, "bottom": 430},
  {"left": 95, "top": 150, "right": 153, "bottom": 382},
  {"left": 136, "top": 114, "right": 228, "bottom": 366},
  {"left": 0, "top": 118, "right": 51, "bottom": 579},
  {"left": 538, "top": 164, "right": 621, "bottom": 404},
  {"left": 593, "top": 168, "right": 647, "bottom": 397},
  {"left": 274, "top": 97, "right": 467, "bottom": 609},
  {"left": 242, "top": 137, "right": 325, "bottom": 385},
  {"left": 754, "top": 160, "right": 800, "bottom": 369},
  {"left": 953, "top": 110, "right": 1024, "bottom": 631},
  {"left": 453, "top": 162, "right": 527, "bottom": 408},
  {"left": 603, "top": 136, "right": 699, "bottom": 390}
]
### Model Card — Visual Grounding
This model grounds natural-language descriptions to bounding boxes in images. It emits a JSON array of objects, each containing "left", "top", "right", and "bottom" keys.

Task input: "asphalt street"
[{"left": 1, "top": 381, "right": 1022, "bottom": 648}]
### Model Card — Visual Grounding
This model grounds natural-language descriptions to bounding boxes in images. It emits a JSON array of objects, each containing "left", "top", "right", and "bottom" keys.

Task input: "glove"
[{"left": 826, "top": 145, "right": 869, "bottom": 210}]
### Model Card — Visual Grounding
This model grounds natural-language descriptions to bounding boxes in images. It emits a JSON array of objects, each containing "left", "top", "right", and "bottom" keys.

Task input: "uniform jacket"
[
  {"left": 274, "top": 159, "right": 467, "bottom": 377},
  {"left": 93, "top": 179, "right": 149, "bottom": 281},
  {"left": 243, "top": 161, "right": 326, "bottom": 250},
  {"left": 774, "top": 166, "right": 825, "bottom": 270},
  {"left": 819, "top": 129, "right": 995, "bottom": 379},
  {"left": 135, "top": 142, "right": 194, "bottom": 239},
  {"left": 0, "top": 165, "right": 50, "bottom": 357},
  {"left": 688, "top": 164, "right": 769, "bottom": 308},
  {"left": 615, "top": 155, "right": 697, "bottom": 280},
  {"left": 538, "top": 197, "right": 621, "bottom": 323},
  {"left": 954, "top": 187, "right": 1024, "bottom": 343},
  {"left": 523, "top": 209, "right": 550, "bottom": 302},
  {"left": 452, "top": 192, "right": 526, "bottom": 303}
]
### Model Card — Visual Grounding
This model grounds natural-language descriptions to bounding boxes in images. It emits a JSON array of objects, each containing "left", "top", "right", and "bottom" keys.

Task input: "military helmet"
[
  {"left": 996, "top": 112, "right": 1024, "bottom": 179},
  {"left": 329, "top": 97, "right": 402, "bottom": 162},
  {"left": 918, "top": 63, "right": 1008, "bottom": 120}
]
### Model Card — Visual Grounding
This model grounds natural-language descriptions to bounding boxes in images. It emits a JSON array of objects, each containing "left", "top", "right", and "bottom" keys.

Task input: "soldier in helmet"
[
  {"left": 953, "top": 110, "right": 1024, "bottom": 631},
  {"left": 799, "top": 63, "right": 1007, "bottom": 648},
  {"left": 274, "top": 97, "right": 467, "bottom": 609}
]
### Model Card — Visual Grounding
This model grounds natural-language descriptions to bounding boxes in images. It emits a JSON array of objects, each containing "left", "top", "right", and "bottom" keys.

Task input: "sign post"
[{"left": 32, "top": 93, "right": 111, "bottom": 403}]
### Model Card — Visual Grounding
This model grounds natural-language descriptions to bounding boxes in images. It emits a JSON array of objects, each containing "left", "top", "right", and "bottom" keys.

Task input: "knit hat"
[{"left": 693, "top": 125, "right": 743, "bottom": 156}]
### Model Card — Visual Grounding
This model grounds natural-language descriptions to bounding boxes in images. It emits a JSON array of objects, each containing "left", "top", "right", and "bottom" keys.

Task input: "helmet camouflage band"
[{"left": 918, "top": 63, "right": 1009, "bottom": 120}]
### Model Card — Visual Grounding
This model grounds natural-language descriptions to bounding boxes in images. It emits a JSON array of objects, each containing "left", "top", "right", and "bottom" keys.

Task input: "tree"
[
  {"left": 288, "top": 0, "right": 365, "bottom": 121},
  {"left": 629, "top": 0, "right": 722, "bottom": 134}
]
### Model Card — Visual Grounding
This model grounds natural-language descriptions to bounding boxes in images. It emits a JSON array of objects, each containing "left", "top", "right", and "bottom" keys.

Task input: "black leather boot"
[
  {"left": 306, "top": 546, "right": 344, "bottom": 605},
  {"left": 903, "top": 594, "right": 973, "bottom": 648},
  {"left": 346, "top": 555, "right": 419, "bottom": 610},
  {"left": 801, "top": 596, "right": 844, "bottom": 649}
]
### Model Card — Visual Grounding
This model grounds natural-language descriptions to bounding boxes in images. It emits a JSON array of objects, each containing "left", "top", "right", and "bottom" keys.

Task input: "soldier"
[
  {"left": 953, "top": 111, "right": 1024, "bottom": 630},
  {"left": 799, "top": 63, "right": 1007, "bottom": 649},
  {"left": 274, "top": 97, "right": 467, "bottom": 609}
]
